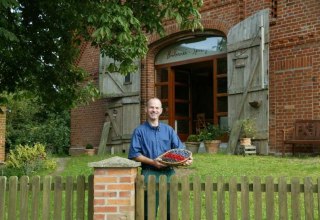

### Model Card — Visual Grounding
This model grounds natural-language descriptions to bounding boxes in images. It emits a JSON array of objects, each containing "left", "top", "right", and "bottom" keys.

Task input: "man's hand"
[
  {"left": 153, "top": 158, "right": 169, "bottom": 169},
  {"left": 183, "top": 156, "right": 193, "bottom": 166}
]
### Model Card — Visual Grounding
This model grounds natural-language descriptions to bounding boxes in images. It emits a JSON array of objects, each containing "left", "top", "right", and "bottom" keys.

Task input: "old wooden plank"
[
  {"left": 304, "top": 177, "right": 314, "bottom": 220},
  {"left": 291, "top": 177, "right": 301, "bottom": 220},
  {"left": 8, "top": 176, "right": 18, "bottom": 220},
  {"left": 170, "top": 175, "right": 179, "bottom": 220},
  {"left": 227, "top": 57, "right": 260, "bottom": 154},
  {"left": 147, "top": 175, "right": 156, "bottom": 220},
  {"left": 205, "top": 176, "right": 213, "bottom": 220},
  {"left": 229, "top": 177, "right": 238, "bottom": 220},
  {"left": 278, "top": 177, "right": 288, "bottom": 219},
  {"left": 217, "top": 176, "right": 225, "bottom": 220},
  {"left": 31, "top": 176, "right": 40, "bottom": 220},
  {"left": 181, "top": 176, "right": 190, "bottom": 220},
  {"left": 98, "top": 122, "right": 111, "bottom": 155},
  {"left": 253, "top": 176, "right": 262, "bottom": 220},
  {"left": 0, "top": 177, "right": 6, "bottom": 220},
  {"left": 53, "top": 176, "right": 62, "bottom": 220},
  {"left": 135, "top": 175, "right": 144, "bottom": 220},
  {"left": 265, "top": 176, "right": 275, "bottom": 220},
  {"left": 317, "top": 177, "right": 320, "bottom": 220},
  {"left": 158, "top": 175, "right": 167, "bottom": 220},
  {"left": 87, "top": 175, "right": 94, "bottom": 220},
  {"left": 76, "top": 175, "right": 86, "bottom": 220},
  {"left": 19, "top": 176, "right": 29, "bottom": 220},
  {"left": 42, "top": 176, "right": 52, "bottom": 220},
  {"left": 65, "top": 176, "right": 74, "bottom": 220},
  {"left": 241, "top": 176, "right": 250, "bottom": 219},
  {"left": 193, "top": 176, "right": 201, "bottom": 220}
]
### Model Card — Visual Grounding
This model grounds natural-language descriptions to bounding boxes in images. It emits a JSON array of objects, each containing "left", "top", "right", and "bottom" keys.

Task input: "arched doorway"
[{"left": 154, "top": 36, "right": 227, "bottom": 141}]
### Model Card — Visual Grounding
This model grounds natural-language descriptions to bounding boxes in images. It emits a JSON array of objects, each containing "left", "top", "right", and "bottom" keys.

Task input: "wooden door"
[
  {"left": 227, "top": 9, "right": 270, "bottom": 154},
  {"left": 155, "top": 67, "right": 191, "bottom": 141}
]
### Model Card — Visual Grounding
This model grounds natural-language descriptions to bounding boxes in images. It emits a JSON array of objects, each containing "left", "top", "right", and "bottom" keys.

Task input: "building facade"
[{"left": 70, "top": 0, "right": 320, "bottom": 155}]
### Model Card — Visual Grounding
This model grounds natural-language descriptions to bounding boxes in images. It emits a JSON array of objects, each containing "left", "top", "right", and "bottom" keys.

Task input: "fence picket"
[
  {"left": 20, "top": 176, "right": 29, "bottom": 220},
  {"left": 8, "top": 176, "right": 18, "bottom": 220},
  {"left": 229, "top": 176, "right": 237, "bottom": 220},
  {"left": 253, "top": 176, "right": 262, "bottom": 220},
  {"left": 42, "top": 176, "right": 52, "bottom": 220},
  {"left": 65, "top": 176, "right": 74, "bottom": 220},
  {"left": 135, "top": 175, "right": 144, "bottom": 220},
  {"left": 170, "top": 175, "right": 179, "bottom": 220},
  {"left": 31, "top": 176, "right": 40, "bottom": 220},
  {"left": 265, "top": 176, "right": 275, "bottom": 220},
  {"left": 193, "top": 176, "right": 201, "bottom": 220},
  {"left": 76, "top": 175, "right": 85, "bottom": 220},
  {"left": 304, "top": 177, "right": 314, "bottom": 220},
  {"left": 87, "top": 174, "right": 94, "bottom": 220},
  {"left": 241, "top": 176, "right": 250, "bottom": 219},
  {"left": 0, "top": 176, "right": 6, "bottom": 220},
  {"left": 217, "top": 176, "right": 225, "bottom": 220},
  {"left": 278, "top": 176, "right": 288, "bottom": 219},
  {"left": 159, "top": 175, "right": 167, "bottom": 220},
  {"left": 53, "top": 176, "right": 62, "bottom": 220},
  {"left": 205, "top": 176, "right": 213, "bottom": 220},
  {"left": 181, "top": 175, "right": 190, "bottom": 220},
  {"left": 147, "top": 175, "right": 156, "bottom": 220},
  {"left": 318, "top": 177, "right": 320, "bottom": 220},
  {"left": 291, "top": 177, "right": 300, "bottom": 220}
]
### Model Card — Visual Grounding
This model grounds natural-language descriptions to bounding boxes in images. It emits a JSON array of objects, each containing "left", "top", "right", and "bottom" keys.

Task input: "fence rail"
[
  {"left": 135, "top": 175, "right": 320, "bottom": 220},
  {"left": 0, "top": 175, "right": 93, "bottom": 220}
]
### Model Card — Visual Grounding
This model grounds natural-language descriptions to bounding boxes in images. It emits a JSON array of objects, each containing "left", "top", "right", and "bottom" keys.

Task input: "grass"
[{"left": 56, "top": 153, "right": 320, "bottom": 181}]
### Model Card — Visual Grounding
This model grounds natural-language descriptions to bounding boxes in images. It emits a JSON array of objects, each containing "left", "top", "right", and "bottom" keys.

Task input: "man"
[{"left": 128, "top": 97, "right": 192, "bottom": 219}]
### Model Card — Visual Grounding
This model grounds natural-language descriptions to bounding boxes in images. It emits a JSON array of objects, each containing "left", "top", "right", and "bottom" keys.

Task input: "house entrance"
[{"left": 155, "top": 56, "right": 227, "bottom": 141}]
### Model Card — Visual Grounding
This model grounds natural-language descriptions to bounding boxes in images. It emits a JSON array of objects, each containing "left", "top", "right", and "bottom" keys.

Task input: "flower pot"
[
  {"left": 240, "top": 138, "right": 251, "bottom": 146},
  {"left": 85, "top": 149, "right": 96, "bottom": 156},
  {"left": 204, "top": 140, "right": 221, "bottom": 153},
  {"left": 185, "top": 142, "right": 200, "bottom": 153}
]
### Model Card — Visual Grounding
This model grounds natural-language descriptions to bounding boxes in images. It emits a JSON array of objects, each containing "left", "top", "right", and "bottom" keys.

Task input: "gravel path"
[{"left": 50, "top": 157, "right": 70, "bottom": 176}]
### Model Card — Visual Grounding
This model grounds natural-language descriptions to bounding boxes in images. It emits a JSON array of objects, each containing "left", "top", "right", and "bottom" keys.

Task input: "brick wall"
[
  {"left": 268, "top": 0, "right": 320, "bottom": 153},
  {"left": 0, "top": 107, "right": 6, "bottom": 161},
  {"left": 70, "top": 44, "right": 108, "bottom": 155},
  {"left": 74, "top": 0, "right": 320, "bottom": 154}
]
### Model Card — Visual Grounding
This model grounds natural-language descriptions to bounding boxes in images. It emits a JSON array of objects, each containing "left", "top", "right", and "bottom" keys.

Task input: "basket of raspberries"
[{"left": 157, "top": 149, "right": 192, "bottom": 166}]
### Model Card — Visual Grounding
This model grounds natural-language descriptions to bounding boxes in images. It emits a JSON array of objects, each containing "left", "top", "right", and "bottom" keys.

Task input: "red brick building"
[{"left": 70, "top": 0, "right": 320, "bottom": 155}]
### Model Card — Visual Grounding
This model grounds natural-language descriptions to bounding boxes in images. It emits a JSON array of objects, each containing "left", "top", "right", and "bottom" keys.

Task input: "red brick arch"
[{"left": 140, "top": 19, "right": 232, "bottom": 122}]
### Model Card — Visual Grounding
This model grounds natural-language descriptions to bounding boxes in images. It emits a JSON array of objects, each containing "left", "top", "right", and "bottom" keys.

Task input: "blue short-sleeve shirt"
[{"left": 128, "top": 121, "right": 185, "bottom": 169}]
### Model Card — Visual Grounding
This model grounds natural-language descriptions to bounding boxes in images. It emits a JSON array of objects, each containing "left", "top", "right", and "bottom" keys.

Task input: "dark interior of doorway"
[{"left": 174, "top": 60, "right": 213, "bottom": 134}]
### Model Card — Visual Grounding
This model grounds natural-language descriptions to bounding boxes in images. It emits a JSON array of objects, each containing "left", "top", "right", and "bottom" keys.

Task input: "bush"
[
  {"left": 5, "top": 92, "right": 70, "bottom": 155},
  {"left": 198, "top": 124, "right": 227, "bottom": 141},
  {"left": 4, "top": 143, "right": 57, "bottom": 176}
]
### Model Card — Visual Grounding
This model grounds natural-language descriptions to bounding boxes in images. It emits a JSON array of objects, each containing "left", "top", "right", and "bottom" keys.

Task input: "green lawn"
[{"left": 56, "top": 153, "right": 320, "bottom": 181}]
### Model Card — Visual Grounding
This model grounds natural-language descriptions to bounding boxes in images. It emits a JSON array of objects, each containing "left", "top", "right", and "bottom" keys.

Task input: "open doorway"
[{"left": 173, "top": 61, "right": 214, "bottom": 134}]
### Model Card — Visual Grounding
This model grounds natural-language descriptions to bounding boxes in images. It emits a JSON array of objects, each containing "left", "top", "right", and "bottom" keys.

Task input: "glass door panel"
[
  {"left": 174, "top": 69, "right": 191, "bottom": 140},
  {"left": 155, "top": 68, "right": 170, "bottom": 124}
]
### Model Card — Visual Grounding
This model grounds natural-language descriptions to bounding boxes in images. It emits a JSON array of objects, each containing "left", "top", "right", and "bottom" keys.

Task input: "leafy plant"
[
  {"left": 4, "top": 143, "right": 57, "bottom": 176},
  {"left": 240, "top": 118, "right": 257, "bottom": 138},
  {"left": 5, "top": 92, "right": 70, "bottom": 155},
  {"left": 186, "top": 134, "right": 199, "bottom": 142},
  {"left": 198, "top": 124, "right": 227, "bottom": 141},
  {"left": 85, "top": 144, "right": 94, "bottom": 149}
]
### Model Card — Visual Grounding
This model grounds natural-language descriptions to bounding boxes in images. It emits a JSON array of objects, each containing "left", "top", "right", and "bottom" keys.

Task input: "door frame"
[{"left": 155, "top": 54, "right": 227, "bottom": 140}]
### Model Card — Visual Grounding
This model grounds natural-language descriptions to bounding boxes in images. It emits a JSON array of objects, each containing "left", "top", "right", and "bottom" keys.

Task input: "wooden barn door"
[{"left": 227, "top": 9, "right": 269, "bottom": 154}]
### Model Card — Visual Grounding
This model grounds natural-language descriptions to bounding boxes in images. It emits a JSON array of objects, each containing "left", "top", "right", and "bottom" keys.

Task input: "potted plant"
[
  {"left": 199, "top": 124, "right": 227, "bottom": 153},
  {"left": 240, "top": 118, "right": 257, "bottom": 146},
  {"left": 185, "top": 134, "right": 200, "bottom": 153},
  {"left": 85, "top": 144, "right": 96, "bottom": 156}
]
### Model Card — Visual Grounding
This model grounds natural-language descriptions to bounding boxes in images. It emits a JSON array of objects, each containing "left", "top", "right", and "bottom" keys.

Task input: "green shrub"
[
  {"left": 4, "top": 143, "right": 57, "bottom": 176},
  {"left": 5, "top": 92, "right": 70, "bottom": 155}
]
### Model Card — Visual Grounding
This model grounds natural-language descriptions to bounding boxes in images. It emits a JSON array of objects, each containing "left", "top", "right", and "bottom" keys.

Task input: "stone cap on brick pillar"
[{"left": 88, "top": 156, "right": 141, "bottom": 168}]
